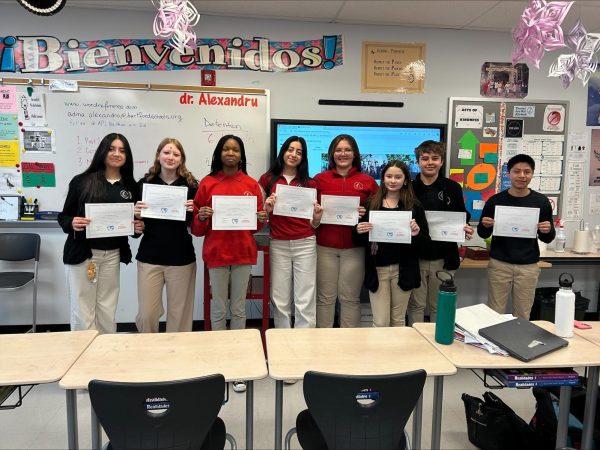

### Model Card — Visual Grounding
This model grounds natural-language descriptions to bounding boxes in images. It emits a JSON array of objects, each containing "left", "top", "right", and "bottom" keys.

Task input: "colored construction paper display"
[
  {"left": 21, "top": 162, "right": 56, "bottom": 187},
  {"left": 548, "top": 18, "right": 600, "bottom": 88},
  {"left": 512, "top": 0, "right": 573, "bottom": 69},
  {"left": 466, "top": 163, "right": 496, "bottom": 191},
  {"left": 153, "top": 0, "right": 201, "bottom": 54}
]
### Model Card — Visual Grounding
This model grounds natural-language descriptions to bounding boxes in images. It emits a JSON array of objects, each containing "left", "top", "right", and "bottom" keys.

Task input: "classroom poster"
[
  {"left": 17, "top": 92, "right": 46, "bottom": 127},
  {"left": 0, "top": 85, "right": 17, "bottom": 112},
  {"left": 0, "top": 140, "right": 19, "bottom": 166},
  {"left": 590, "top": 129, "right": 600, "bottom": 186},
  {"left": 21, "top": 162, "right": 56, "bottom": 187}
]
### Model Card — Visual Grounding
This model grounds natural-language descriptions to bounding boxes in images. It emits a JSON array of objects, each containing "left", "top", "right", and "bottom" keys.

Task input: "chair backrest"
[
  {"left": 0, "top": 233, "right": 40, "bottom": 262},
  {"left": 88, "top": 374, "right": 225, "bottom": 450},
  {"left": 303, "top": 369, "right": 427, "bottom": 450}
]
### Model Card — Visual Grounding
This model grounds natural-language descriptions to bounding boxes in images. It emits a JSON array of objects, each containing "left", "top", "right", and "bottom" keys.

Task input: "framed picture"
[{"left": 0, "top": 195, "right": 20, "bottom": 220}]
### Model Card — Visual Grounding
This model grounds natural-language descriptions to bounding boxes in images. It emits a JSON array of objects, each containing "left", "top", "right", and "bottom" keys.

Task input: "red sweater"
[
  {"left": 191, "top": 171, "right": 264, "bottom": 268},
  {"left": 258, "top": 173, "right": 316, "bottom": 241},
  {"left": 314, "top": 168, "right": 379, "bottom": 249}
]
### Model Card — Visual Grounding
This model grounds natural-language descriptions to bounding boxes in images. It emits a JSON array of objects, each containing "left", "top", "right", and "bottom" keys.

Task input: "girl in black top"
[
  {"left": 58, "top": 132, "right": 142, "bottom": 334},
  {"left": 134, "top": 138, "right": 199, "bottom": 333},
  {"left": 354, "top": 161, "right": 430, "bottom": 327}
]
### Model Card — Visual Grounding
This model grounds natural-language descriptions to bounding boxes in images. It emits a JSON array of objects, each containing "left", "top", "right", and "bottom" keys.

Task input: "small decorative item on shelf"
[{"left": 20, "top": 197, "right": 39, "bottom": 220}]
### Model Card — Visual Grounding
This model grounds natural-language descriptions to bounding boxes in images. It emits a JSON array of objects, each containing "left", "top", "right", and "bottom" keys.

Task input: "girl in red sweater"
[
  {"left": 192, "top": 135, "right": 267, "bottom": 330},
  {"left": 314, "top": 134, "right": 379, "bottom": 328}
]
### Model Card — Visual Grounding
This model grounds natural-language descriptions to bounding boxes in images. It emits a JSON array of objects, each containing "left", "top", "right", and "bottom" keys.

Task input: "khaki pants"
[
  {"left": 270, "top": 236, "right": 316, "bottom": 329},
  {"left": 208, "top": 264, "right": 252, "bottom": 330},
  {"left": 65, "top": 248, "right": 120, "bottom": 334},
  {"left": 136, "top": 261, "right": 197, "bottom": 333},
  {"left": 408, "top": 259, "right": 454, "bottom": 325},
  {"left": 487, "top": 258, "right": 541, "bottom": 319},
  {"left": 316, "top": 245, "right": 364, "bottom": 328},
  {"left": 369, "top": 265, "right": 411, "bottom": 327}
]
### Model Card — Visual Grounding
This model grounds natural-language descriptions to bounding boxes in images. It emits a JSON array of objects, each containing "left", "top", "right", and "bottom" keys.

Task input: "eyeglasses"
[{"left": 334, "top": 148, "right": 353, "bottom": 154}]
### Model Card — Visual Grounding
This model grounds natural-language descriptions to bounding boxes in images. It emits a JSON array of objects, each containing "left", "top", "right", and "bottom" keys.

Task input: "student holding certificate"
[
  {"left": 134, "top": 138, "right": 198, "bottom": 333},
  {"left": 258, "top": 136, "right": 323, "bottom": 330},
  {"left": 477, "top": 154, "right": 555, "bottom": 319},
  {"left": 408, "top": 140, "right": 473, "bottom": 325},
  {"left": 314, "top": 134, "right": 379, "bottom": 328},
  {"left": 191, "top": 135, "right": 267, "bottom": 393},
  {"left": 354, "top": 161, "right": 429, "bottom": 327},
  {"left": 58, "top": 133, "right": 143, "bottom": 334}
]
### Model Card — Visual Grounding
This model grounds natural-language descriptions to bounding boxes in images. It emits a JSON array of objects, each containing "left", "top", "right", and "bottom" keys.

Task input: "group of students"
[{"left": 58, "top": 131, "right": 556, "bottom": 390}]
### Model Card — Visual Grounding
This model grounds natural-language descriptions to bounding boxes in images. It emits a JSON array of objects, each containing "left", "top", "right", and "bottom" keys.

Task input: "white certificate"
[
  {"left": 368, "top": 210, "right": 412, "bottom": 244},
  {"left": 320, "top": 195, "right": 360, "bottom": 226},
  {"left": 493, "top": 205, "right": 539, "bottom": 239},
  {"left": 212, "top": 195, "right": 257, "bottom": 230},
  {"left": 85, "top": 203, "right": 135, "bottom": 238},
  {"left": 141, "top": 184, "right": 188, "bottom": 221},
  {"left": 273, "top": 184, "right": 316, "bottom": 220},
  {"left": 425, "top": 210, "right": 466, "bottom": 243}
]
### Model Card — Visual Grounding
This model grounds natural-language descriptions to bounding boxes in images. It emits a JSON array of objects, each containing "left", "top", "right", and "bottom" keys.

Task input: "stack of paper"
[{"left": 454, "top": 304, "right": 513, "bottom": 356}]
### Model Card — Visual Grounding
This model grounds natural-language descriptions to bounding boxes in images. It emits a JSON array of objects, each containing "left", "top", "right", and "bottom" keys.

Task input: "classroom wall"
[{"left": 1, "top": 4, "right": 596, "bottom": 326}]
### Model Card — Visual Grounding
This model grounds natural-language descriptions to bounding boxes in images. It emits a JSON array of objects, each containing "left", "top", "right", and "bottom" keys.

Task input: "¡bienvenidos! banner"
[{"left": 0, "top": 35, "right": 343, "bottom": 74}]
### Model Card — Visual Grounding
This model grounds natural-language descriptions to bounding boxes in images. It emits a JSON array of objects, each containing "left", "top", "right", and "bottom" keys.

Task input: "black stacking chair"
[
  {"left": 0, "top": 233, "right": 41, "bottom": 332},
  {"left": 286, "top": 369, "right": 427, "bottom": 450},
  {"left": 88, "top": 374, "right": 235, "bottom": 450}
]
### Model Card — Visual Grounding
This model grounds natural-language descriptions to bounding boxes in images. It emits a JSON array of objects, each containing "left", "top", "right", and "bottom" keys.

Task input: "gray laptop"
[{"left": 479, "top": 318, "right": 569, "bottom": 362}]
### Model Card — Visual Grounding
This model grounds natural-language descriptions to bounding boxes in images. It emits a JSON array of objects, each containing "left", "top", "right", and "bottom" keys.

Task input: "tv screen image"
[{"left": 271, "top": 119, "right": 446, "bottom": 181}]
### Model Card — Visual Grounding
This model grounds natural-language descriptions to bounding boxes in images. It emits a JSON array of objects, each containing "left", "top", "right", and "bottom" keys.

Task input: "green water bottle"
[{"left": 435, "top": 271, "right": 457, "bottom": 345}]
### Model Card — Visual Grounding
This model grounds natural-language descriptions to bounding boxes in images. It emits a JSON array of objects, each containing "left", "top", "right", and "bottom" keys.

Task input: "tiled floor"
[{"left": 1, "top": 369, "right": 541, "bottom": 449}]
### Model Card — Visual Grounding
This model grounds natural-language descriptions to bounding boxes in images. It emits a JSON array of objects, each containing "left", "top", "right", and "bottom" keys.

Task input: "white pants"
[
  {"left": 65, "top": 248, "right": 120, "bottom": 334},
  {"left": 270, "top": 236, "right": 316, "bottom": 329},
  {"left": 208, "top": 264, "right": 252, "bottom": 331},
  {"left": 316, "top": 245, "right": 364, "bottom": 328}
]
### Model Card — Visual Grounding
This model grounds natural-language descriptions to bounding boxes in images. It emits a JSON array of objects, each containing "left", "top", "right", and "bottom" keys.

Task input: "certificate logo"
[
  {"left": 291, "top": 207, "right": 297, "bottom": 212},
  {"left": 336, "top": 214, "right": 343, "bottom": 220},
  {"left": 161, "top": 207, "right": 168, "bottom": 213},
  {"left": 386, "top": 232, "right": 393, "bottom": 237},
  {"left": 107, "top": 225, "right": 115, "bottom": 231},
  {"left": 512, "top": 226, "right": 519, "bottom": 232},
  {"left": 232, "top": 218, "right": 239, "bottom": 224}
]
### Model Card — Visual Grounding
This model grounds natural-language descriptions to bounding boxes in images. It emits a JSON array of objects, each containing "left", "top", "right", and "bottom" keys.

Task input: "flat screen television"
[{"left": 271, "top": 119, "right": 446, "bottom": 181}]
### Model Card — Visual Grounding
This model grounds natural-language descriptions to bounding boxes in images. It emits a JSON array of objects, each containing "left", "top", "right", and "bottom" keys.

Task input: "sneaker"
[
  {"left": 232, "top": 381, "right": 246, "bottom": 393},
  {"left": 283, "top": 379, "right": 297, "bottom": 385}
]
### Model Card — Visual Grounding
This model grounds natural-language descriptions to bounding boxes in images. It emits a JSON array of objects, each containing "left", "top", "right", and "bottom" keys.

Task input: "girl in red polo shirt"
[
  {"left": 314, "top": 134, "right": 379, "bottom": 328},
  {"left": 258, "top": 136, "right": 323, "bottom": 329}
]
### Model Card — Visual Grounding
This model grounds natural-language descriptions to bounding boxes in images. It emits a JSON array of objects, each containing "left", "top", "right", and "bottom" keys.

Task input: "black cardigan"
[{"left": 353, "top": 201, "right": 430, "bottom": 293}]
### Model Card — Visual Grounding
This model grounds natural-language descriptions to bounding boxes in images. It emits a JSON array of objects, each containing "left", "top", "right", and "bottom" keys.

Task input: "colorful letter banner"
[
  {"left": 0, "top": 35, "right": 343, "bottom": 74},
  {"left": 21, "top": 162, "right": 56, "bottom": 187}
]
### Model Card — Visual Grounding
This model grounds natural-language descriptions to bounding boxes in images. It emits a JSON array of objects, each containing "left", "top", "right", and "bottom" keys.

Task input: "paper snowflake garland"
[
  {"left": 548, "top": 19, "right": 600, "bottom": 88},
  {"left": 512, "top": 0, "right": 573, "bottom": 69},
  {"left": 152, "top": 0, "right": 200, "bottom": 54}
]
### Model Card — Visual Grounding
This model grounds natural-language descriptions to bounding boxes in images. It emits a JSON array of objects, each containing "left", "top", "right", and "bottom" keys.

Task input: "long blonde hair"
[{"left": 144, "top": 138, "right": 198, "bottom": 188}]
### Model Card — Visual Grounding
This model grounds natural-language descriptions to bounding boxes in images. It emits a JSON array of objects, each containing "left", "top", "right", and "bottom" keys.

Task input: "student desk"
[
  {"left": 266, "top": 327, "right": 457, "bottom": 450},
  {"left": 414, "top": 321, "right": 600, "bottom": 449},
  {"left": 59, "top": 329, "right": 268, "bottom": 450},
  {"left": 573, "top": 322, "right": 600, "bottom": 450},
  {"left": 0, "top": 331, "right": 98, "bottom": 447}
]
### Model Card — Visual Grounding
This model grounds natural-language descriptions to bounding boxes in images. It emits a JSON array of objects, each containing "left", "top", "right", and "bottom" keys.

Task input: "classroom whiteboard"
[
  {"left": 6, "top": 80, "right": 270, "bottom": 211},
  {"left": 447, "top": 97, "right": 568, "bottom": 222}
]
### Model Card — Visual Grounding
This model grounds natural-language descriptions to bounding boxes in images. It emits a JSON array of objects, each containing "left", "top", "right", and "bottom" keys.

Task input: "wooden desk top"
[
  {"left": 574, "top": 321, "right": 600, "bottom": 346},
  {"left": 265, "top": 327, "right": 456, "bottom": 380},
  {"left": 59, "top": 329, "right": 268, "bottom": 389},
  {"left": 540, "top": 248, "right": 600, "bottom": 264},
  {"left": 460, "top": 257, "right": 552, "bottom": 269},
  {"left": 413, "top": 321, "right": 600, "bottom": 369},
  {"left": 0, "top": 331, "right": 98, "bottom": 385}
]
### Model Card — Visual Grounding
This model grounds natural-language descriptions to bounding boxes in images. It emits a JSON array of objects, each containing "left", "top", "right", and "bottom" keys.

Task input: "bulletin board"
[
  {"left": 0, "top": 78, "right": 270, "bottom": 212},
  {"left": 447, "top": 97, "right": 569, "bottom": 221}
]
